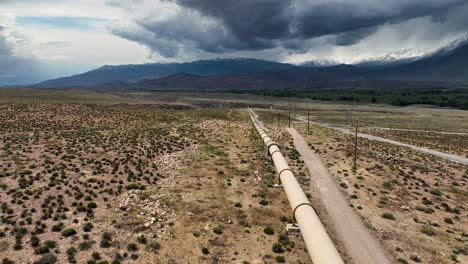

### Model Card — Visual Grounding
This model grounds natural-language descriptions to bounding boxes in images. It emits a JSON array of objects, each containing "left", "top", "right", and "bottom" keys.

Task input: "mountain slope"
[
  {"left": 36, "top": 58, "right": 295, "bottom": 88},
  {"left": 355, "top": 49, "right": 423, "bottom": 68},
  {"left": 132, "top": 64, "right": 364, "bottom": 91},
  {"left": 34, "top": 35, "right": 468, "bottom": 89},
  {"left": 298, "top": 59, "right": 340, "bottom": 67},
  {"left": 373, "top": 36, "right": 468, "bottom": 81}
]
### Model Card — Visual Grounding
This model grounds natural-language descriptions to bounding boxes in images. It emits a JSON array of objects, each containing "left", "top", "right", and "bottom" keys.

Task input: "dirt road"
[
  {"left": 366, "top": 126, "right": 468, "bottom": 135},
  {"left": 288, "top": 127, "right": 391, "bottom": 264},
  {"left": 297, "top": 117, "right": 468, "bottom": 165}
]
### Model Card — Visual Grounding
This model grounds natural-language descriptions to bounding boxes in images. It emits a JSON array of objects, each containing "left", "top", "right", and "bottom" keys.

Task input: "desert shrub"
[
  {"left": 51, "top": 222, "right": 64, "bottom": 232},
  {"left": 111, "top": 254, "right": 122, "bottom": 264},
  {"left": 444, "top": 218, "right": 454, "bottom": 224},
  {"left": 201, "top": 247, "right": 209, "bottom": 255},
  {"left": 272, "top": 243, "right": 284, "bottom": 253},
  {"left": 100, "top": 232, "right": 112, "bottom": 248},
  {"left": 66, "top": 247, "right": 77, "bottom": 263},
  {"left": 78, "top": 240, "right": 94, "bottom": 251},
  {"left": 2, "top": 258, "right": 15, "bottom": 264},
  {"left": 13, "top": 239, "right": 22, "bottom": 251},
  {"left": 420, "top": 226, "right": 436, "bottom": 236},
  {"left": 278, "top": 233, "right": 291, "bottom": 247},
  {"left": 127, "top": 243, "right": 138, "bottom": 251},
  {"left": 137, "top": 235, "right": 147, "bottom": 244},
  {"left": 31, "top": 235, "right": 40, "bottom": 247},
  {"left": 450, "top": 252, "right": 458, "bottom": 262},
  {"left": 34, "top": 245, "right": 50, "bottom": 255},
  {"left": 381, "top": 213, "right": 396, "bottom": 220},
  {"left": 263, "top": 227, "right": 274, "bottom": 235},
  {"left": 61, "top": 228, "right": 76, "bottom": 237},
  {"left": 87, "top": 202, "right": 97, "bottom": 209},
  {"left": 44, "top": 240, "right": 56, "bottom": 249},
  {"left": 259, "top": 200, "right": 268, "bottom": 206},
  {"left": 415, "top": 206, "right": 434, "bottom": 214},
  {"left": 33, "top": 253, "right": 57, "bottom": 264},
  {"left": 213, "top": 225, "right": 223, "bottom": 235},
  {"left": 83, "top": 222, "right": 94, "bottom": 232},
  {"left": 125, "top": 184, "right": 145, "bottom": 190},
  {"left": 146, "top": 240, "right": 160, "bottom": 252},
  {"left": 90, "top": 252, "right": 101, "bottom": 261},
  {"left": 275, "top": 256, "right": 286, "bottom": 263},
  {"left": 397, "top": 257, "right": 409, "bottom": 264}
]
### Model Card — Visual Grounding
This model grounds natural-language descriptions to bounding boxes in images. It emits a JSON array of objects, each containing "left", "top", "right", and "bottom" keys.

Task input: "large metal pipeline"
[{"left": 249, "top": 108, "right": 344, "bottom": 264}]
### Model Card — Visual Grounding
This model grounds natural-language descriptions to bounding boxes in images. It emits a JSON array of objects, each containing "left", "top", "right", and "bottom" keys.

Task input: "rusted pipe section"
[{"left": 249, "top": 108, "right": 344, "bottom": 264}]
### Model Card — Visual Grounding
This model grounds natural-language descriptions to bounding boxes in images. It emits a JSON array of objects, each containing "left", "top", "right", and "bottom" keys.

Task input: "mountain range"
[{"left": 35, "top": 36, "right": 468, "bottom": 90}]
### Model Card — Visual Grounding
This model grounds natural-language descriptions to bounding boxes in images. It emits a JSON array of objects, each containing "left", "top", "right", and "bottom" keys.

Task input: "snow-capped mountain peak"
[{"left": 298, "top": 59, "right": 341, "bottom": 67}]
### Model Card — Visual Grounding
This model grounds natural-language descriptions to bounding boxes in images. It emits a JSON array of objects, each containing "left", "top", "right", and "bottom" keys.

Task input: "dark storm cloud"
[
  {"left": 109, "top": 0, "right": 468, "bottom": 57},
  {"left": 332, "top": 27, "right": 379, "bottom": 47},
  {"left": 174, "top": 0, "right": 293, "bottom": 44},
  {"left": 291, "top": 0, "right": 464, "bottom": 38}
]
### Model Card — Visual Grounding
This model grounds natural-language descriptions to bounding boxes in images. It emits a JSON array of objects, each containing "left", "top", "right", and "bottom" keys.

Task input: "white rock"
[{"left": 400, "top": 205, "right": 411, "bottom": 211}]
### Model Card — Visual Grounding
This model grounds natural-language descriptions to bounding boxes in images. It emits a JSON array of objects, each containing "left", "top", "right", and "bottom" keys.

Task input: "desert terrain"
[{"left": 0, "top": 89, "right": 466, "bottom": 264}]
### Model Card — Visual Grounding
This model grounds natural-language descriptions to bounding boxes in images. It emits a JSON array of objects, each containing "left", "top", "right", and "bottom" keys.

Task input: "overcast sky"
[{"left": 1, "top": 0, "right": 468, "bottom": 85}]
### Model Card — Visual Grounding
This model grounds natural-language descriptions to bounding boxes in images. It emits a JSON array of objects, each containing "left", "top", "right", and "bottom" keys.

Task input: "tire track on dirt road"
[{"left": 288, "top": 127, "right": 392, "bottom": 264}]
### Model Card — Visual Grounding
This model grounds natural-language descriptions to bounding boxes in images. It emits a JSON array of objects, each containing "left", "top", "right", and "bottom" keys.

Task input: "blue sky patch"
[{"left": 16, "top": 16, "right": 107, "bottom": 30}]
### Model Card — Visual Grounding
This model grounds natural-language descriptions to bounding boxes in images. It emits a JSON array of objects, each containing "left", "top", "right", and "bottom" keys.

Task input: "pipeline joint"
[
  {"left": 277, "top": 167, "right": 293, "bottom": 184},
  {"left": 265, "top": 141, "right": 281, "bottom": 156},
  {"left": 293, "top": 203, "right": 317, "bottom": 223}
]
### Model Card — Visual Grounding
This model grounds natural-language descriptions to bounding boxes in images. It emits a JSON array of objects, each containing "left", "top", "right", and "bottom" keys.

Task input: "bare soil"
[{"left": 0, "top": 104, "right": 311, "bottom": 264}]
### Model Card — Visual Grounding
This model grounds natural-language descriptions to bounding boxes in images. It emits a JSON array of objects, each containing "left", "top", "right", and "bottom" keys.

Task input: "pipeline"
[{"left": 249, "top": 108, "right": 344, "bottom": 264}]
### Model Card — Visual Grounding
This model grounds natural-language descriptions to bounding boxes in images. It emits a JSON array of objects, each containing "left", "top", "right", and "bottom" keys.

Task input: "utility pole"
[
  {"left": 353, "top": 122, "right": 359, "bottom": 169},
  {"left": 307, "top": 112, "right": 310, "bottom": 135},
  {"left": 270, "top": 107, "right": 274, "bottom": 124},
  {"left": 288, "top": 109, "right": 291, "bottom": 128}
]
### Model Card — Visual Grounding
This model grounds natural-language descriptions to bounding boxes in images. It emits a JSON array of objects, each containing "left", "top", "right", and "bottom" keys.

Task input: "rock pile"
[
  {"left": 117, "top": 190, "right": 176, "bottom": 235},
  {"left": 154, "top": 145, "right": 196, "bottom": 180}
]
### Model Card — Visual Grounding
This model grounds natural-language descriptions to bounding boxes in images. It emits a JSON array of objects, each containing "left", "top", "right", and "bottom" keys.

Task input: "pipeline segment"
[{"left": 249, "top": 108, "right": 344, "bottom": 264}]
